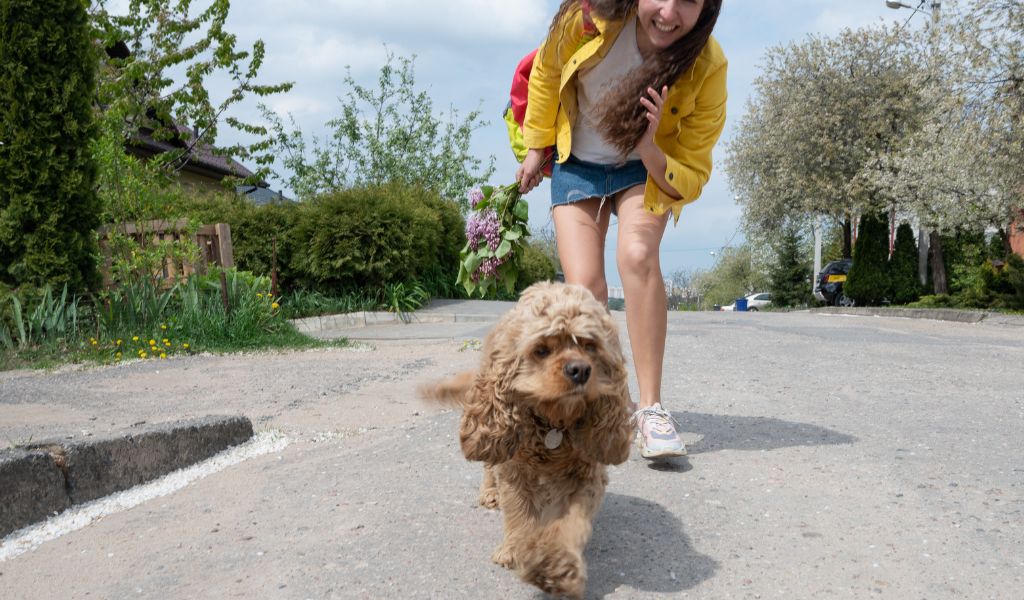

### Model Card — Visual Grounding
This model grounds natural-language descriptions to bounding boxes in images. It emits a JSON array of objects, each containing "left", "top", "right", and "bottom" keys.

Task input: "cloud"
[
  {"left": 264, "top": 94, "right": 332, "bottom": 119},
  {"left": 812, "top": 7, "right": 891, "bottom": 36},
  {"left": 263, "top": 31, "right": 404, "bottom": 80},
  {"left": 321, "top": 0, "right": 550, "bottom": 42}
]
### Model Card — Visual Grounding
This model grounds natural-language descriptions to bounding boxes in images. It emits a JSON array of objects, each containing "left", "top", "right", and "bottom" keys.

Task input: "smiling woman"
[{"left": 515, "top": 0, "right": 727, "bottom": 460}]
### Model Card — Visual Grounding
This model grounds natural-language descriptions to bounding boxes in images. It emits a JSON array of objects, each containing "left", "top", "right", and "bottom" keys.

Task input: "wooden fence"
[{"left": 97, "top": 218, "right": 233, "bottom": 288}]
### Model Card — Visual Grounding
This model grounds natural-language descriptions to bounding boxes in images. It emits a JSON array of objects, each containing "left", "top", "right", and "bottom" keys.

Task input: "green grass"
[{"left": 0, "top": 272, "right": 352, "bottom": 372}]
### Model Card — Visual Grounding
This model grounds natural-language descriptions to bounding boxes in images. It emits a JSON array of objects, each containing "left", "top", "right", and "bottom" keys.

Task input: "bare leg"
[
  {"left": 614, "top": 186, "right": 669, "bottom": 410},
  {"left": 552, "top": 198, "right": 612, "bottom": 304}
]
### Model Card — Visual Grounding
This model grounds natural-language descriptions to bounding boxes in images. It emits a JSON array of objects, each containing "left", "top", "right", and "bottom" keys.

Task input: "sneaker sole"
[
  {"left": 636, "top": 432, "right": 687, "bottom": 459},
  {"left": 640, "top": 446, "right": 687, "bottom": 459}
]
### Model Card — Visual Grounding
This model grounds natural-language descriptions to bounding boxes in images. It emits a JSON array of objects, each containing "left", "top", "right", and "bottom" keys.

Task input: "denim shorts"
[{"left": 550, "top": 154, "right": 648, "bottom": 215}]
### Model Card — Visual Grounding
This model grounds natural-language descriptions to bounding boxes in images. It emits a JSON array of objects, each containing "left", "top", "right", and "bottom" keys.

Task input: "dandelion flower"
[
  {"left": 183, "top": 343, "right": 190, "bottom": 349},
  {"left": 116, "top": 339, "right": 122, "bottom": 346},
  {"left": 271, "top": 302, "right": 280, "bottom": 309},
  {"left": 160, "top": 353, "right": 167, "bottom": 359},
  {"left": 257, "top": 293, "right": 263, "bottom": 299},
  {"left": 132, "top": 336, "right": 139, "bottom": 342},
  {"left": 115, "top": 352, "right": 122, "bottom": 359},
  {"left": 149, "top": 339, "right": 156, "bottom": 346},
  {"left": 160, "top": 324, "right": 167, "bottom": 330}
]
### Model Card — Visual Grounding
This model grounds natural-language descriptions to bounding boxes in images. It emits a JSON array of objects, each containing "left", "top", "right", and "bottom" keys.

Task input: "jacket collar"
[{"left": 591, "top": 9, "right": 700, "bottom": 82}]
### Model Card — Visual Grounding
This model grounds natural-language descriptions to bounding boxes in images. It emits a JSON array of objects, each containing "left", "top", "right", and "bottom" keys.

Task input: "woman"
[{"left": 516, "top": 0, "right": 727, "bottom": 458}]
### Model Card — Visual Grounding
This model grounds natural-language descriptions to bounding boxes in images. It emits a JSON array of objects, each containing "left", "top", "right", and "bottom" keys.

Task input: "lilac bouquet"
[{"left": 457, "top": 183, "right": 530, "bottom": 297}]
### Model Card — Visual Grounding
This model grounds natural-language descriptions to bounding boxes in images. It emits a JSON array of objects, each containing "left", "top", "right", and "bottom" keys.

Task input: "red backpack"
[{"left": 503, "top": 1, "right": 597, "bottom": 176}]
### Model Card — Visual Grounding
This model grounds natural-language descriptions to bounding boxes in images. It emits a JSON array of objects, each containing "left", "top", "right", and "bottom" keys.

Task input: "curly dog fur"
[{"left": 421, "top": 282, "right": 633, "bottom": 599}]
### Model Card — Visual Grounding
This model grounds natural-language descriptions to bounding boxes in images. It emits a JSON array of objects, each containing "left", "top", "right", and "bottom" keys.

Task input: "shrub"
[
  {"left": 943, "top": 229, "right": 988, "bottom": 296},
  {"left": 889, "top": 223, "right": 921, "bottom": 305},
  {"left": 289, "top": 184, "right": 447, "bottom": 294},
  {"left": 228, "top": 202, "right": 301, "bottom": 291},
  {"left": 907, "top": 294, "right": 957, "bottom": 308},
  {"left": 416, "top": 193, "right": 465, "bottom": 299},
  {"left": 768, "top": 226, "right": 810, "bottom": 307},
  {"left": 1002, "top": 254, "right": 1024, "bottom": 310},
  {"left": 0, "top": 0, "right": 101, "bottom": 292},
  {"left": 844, "top": 212, "right": 890, "bottom": 305},
  {"left": 518, "top": 242, "right": 557, "bottom": 291}
]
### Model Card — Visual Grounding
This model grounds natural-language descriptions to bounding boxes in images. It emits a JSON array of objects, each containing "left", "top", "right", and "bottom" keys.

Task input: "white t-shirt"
[{"left": 573, "top": 15, "right": 643, "bottom": 164}]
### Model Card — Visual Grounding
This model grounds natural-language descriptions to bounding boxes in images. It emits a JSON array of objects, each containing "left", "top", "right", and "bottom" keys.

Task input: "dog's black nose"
[{"left": 563, "top": 361, "right": 591, "bottom": 385}]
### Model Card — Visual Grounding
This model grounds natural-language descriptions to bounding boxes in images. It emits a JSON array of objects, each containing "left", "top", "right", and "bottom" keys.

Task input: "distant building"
[
  {"left": 1011, "top": 211, "right": 1024, "bottom": 258},
  {"left": 107, "top": 41, "right": 291, "bottom": 203}
]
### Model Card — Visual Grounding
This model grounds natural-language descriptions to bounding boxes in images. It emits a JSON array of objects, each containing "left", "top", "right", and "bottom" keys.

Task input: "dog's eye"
[
  {"left": 533, "top": 345, "right": 551, "bottom": 358},
  {"left": 583, "top": 342, "right": 598, "bottom": 354}
]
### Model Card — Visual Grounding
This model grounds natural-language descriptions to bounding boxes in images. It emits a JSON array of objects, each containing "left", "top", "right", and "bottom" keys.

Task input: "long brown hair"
[{"left": 547, "top": 0, "right": 723, "bottom": 157}]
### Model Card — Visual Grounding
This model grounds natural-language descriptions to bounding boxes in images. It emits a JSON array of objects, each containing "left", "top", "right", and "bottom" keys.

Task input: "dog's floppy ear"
[
  {"left": 575, "top": 378, "right": 633, "bottom": 465},
  {"left": 459, "top": 329, "right": 523, "bottom": 464},
  {"left": 459, "top": 375, "right": 520, "bottom": 463}
]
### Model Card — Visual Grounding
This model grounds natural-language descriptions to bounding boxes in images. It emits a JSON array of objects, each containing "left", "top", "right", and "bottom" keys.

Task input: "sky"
[{"left": 114, "top": 0, "right": 923, "bottom": 287}]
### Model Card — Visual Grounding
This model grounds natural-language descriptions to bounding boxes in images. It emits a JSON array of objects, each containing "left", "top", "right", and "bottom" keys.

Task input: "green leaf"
[
  {"left": 463, "top": 252, "right": 482, "bottom": 274},
  {"left": 504, "top": 229, "right": 522, "bottom": 241},
  {"left": 496, "top": 239, "right": 512, "bottom": 259},
  {"left": 503, "top": 270, "right": 517, "bottom": 295},
  {"left": 512, "top": 199, "right": 529, "bottom": 221}
]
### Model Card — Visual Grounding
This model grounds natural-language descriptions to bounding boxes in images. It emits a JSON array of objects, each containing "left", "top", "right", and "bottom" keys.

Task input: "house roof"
[
  {"left": 236, "top": 184, "right": 294, "bottom": 205},
  {"left": 128, "top": 123, "right": 257, "bottom": 182}
]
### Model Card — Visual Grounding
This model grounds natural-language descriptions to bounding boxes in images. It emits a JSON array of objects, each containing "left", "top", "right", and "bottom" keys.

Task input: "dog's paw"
[
  {"left": 478, "top": 488, "right": 500, "bottom": 509},
  {"left": 527, "top": 550, "right": 585, "bottom": 600},
  {"left": 491, "top": 544, "right": 515, "bottom": 569}
]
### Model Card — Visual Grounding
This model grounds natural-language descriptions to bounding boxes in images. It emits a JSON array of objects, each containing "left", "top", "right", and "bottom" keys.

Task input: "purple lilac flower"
[
  {"left": 468, "top": 188, "right": 485, "bottom": 209},
  {"left": 465, "top": 209, "right": 501, "bottom": 252},
  {"left": 471, "top": 256, "right": 507, "bottom": 283}
]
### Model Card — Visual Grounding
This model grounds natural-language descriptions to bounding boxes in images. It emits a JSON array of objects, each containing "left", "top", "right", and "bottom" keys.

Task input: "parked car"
[
  {"left": 814, "top": 259, "right": 854, "bottom": 306},
  {"left": 745, "top": 292, "right": 772, "bottom": 311},
  {"left": 718, "top": 292, "right": 772, "bottom": 311}
]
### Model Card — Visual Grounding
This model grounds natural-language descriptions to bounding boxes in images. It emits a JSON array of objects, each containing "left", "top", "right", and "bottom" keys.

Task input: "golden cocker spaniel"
[{"left": 422, "top": 282, "right": 633, "bottom": 599}]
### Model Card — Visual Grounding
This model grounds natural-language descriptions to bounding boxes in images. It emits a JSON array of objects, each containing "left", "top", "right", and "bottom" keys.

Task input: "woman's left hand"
[{"left": 637, "top": 85, "right": 668, "bottom": 154}]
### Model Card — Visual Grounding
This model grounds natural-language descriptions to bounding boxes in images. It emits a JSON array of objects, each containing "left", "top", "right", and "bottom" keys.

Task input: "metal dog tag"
[{"left": 544, "top": 429, "right": 563, "bottom": 450}]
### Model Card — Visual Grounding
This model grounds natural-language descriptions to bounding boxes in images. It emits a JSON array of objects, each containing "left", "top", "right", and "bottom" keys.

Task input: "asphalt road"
[{"left": 1, "top": 307, "right": 1022, "bottom": 599}]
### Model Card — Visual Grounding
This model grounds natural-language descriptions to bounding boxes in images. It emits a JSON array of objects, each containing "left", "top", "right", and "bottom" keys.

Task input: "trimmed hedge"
[
  {"left": 889, "top": 222, "right": 921, "bottom": 305},
  {"left": 177, "top": 183, "right": 565, "bottom": 301},
  {"left": 289, "top": 184, "right": 463, "bottom": 294},
  {"left": 0, "top": 0, "right": 101, "bottom": 293},
  {"left": 845, "top": 212, "right": 890, "bottom": 306}
]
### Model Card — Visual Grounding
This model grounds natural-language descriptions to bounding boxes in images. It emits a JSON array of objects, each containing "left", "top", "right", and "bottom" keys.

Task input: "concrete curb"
[
  {"left": 289, "top": 311, "right": 496, "bottom": 333},
  {"left": 0, "top": 415, "right": 253, "bottom": 538},
  {"left": 807, "top": 306, "right": 1024, "bottom": 324}
]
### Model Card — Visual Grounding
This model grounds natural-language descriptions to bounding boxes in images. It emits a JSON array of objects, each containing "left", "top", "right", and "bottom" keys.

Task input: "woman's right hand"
[{"left": 516, "top": 148, "right": 547, "bottom": 194}]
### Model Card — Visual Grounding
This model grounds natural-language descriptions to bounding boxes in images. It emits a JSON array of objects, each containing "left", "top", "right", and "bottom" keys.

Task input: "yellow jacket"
[{"left": 523, "top": 8, "right": 728, "bottom": 222}]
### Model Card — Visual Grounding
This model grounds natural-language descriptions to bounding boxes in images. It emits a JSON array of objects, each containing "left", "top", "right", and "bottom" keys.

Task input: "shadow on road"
[
  {"left": 671, "top": 411, "right": 858, "bottom": 455},
  {"left": 583, "top": 492, "right": 716, "bottom": 598}
]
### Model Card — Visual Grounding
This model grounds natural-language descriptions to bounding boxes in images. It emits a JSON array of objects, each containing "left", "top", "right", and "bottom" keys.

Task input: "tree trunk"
[
  {"left": 929, "top": 230, "right": 948, "bottom": 295},
  {"left": 843, "top": 217, "right": 853, "bottom": 259}
]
